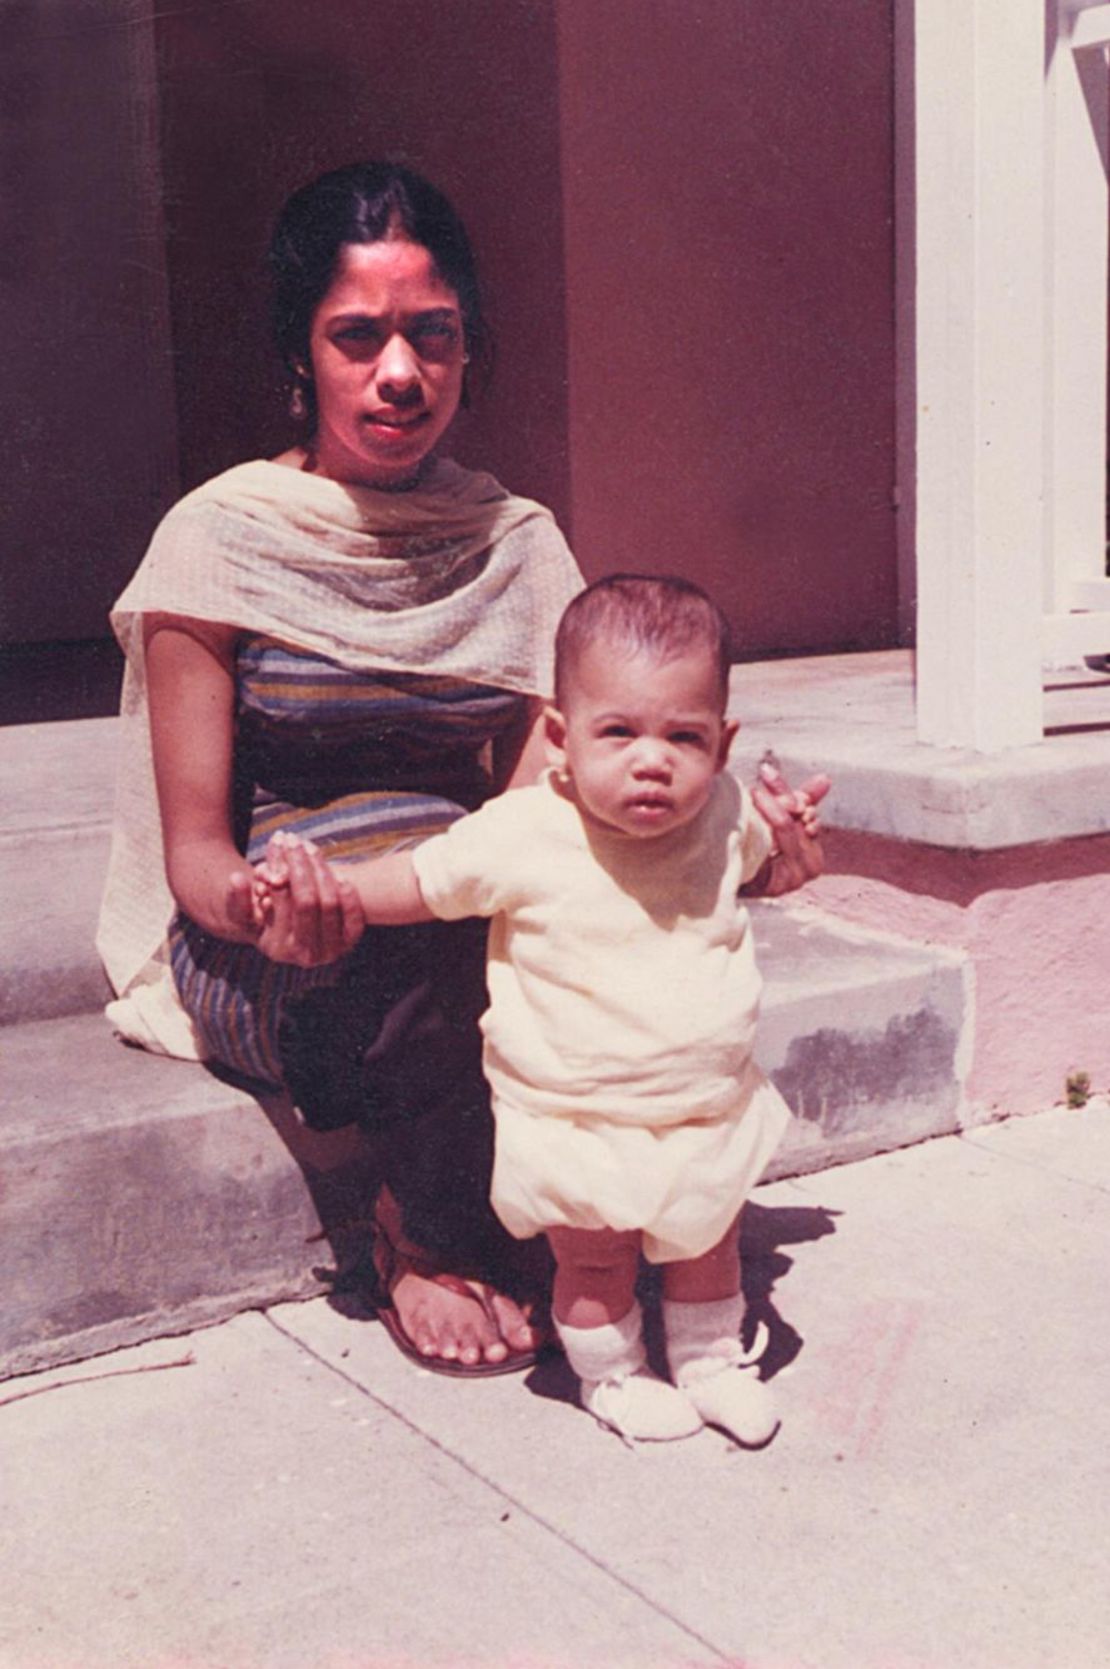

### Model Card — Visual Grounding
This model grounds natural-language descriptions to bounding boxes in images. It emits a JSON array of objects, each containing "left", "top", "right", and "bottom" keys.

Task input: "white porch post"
[{"left": 914, "top": 0, "right": 1046, "bottom": 749}]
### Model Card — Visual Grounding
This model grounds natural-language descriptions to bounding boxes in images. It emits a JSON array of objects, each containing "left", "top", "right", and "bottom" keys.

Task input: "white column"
[{"left": 913, "top": 0, "right": 1045, "bottom": 749}]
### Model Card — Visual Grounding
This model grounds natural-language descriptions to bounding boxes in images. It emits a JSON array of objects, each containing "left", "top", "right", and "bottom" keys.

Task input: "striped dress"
[{"left": 168, "top": 637, "right": 527, "bottom": 1088}]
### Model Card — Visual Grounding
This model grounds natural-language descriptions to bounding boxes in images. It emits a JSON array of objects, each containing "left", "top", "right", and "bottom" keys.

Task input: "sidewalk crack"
[
  {"left": 263, "top": 1311, "right": 746, "bottom": 1667},
  {"left": 957, "top": 1128, "right": 1110, "bottom": 1196}
]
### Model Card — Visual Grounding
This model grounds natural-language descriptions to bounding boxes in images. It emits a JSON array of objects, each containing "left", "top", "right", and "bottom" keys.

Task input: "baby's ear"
[
  {"left": 717, "top": 718, "right": 739, "bottom": 769},
  {"left": 543, "top": 705, "right": 569, "bottom": 771}
]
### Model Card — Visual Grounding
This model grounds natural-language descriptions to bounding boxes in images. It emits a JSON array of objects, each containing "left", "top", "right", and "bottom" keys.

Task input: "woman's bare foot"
[
  {"left": 374, "top": 1187, "right": 545, "bottom": 1370},
  {"left": 389, "top": 1269, "right": 542, "bottom": 1368}
]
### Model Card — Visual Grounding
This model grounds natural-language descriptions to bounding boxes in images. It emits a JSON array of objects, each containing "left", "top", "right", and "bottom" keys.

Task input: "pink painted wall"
[
  {"left": 556, "top": 0, "right": 899, "bottom": 654},
  {"left": 811, "top": 830, "right": 1110, "bottom": 1117}
]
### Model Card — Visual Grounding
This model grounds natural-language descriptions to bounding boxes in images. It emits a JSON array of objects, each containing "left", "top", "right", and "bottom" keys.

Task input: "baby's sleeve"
[
  {"left": 411, "top": 797, "right": 516, "bottom": 921},
  {"left": 737, "top": 781, "right": 775, "bottom": 884}
]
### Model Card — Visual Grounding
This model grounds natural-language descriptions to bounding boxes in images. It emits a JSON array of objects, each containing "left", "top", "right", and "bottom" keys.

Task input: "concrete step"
[
  {"left": 752, "top": 902, "right": 969, "bottom": 1175},
  {"left": 0, "top": 717, "right": 117, "bottom": 1023},
  {"left": 1, "top": 1010, "right": 378, "bottom": 1381},
  {"left": 2, "top": 909, "right": 969, "bottom": 1380}
]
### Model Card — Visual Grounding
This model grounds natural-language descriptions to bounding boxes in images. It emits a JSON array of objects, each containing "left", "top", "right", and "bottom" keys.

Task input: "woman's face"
[{"left": 306, "top": 237, "right": 466, "bottom": 488}]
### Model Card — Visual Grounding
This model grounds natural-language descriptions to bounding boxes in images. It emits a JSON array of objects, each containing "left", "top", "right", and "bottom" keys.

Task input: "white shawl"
[{"left": 97, "top": 456, "right": 582, "bottom": 1057}]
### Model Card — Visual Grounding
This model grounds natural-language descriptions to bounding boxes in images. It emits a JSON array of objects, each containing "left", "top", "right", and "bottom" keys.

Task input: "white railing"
[{"left": 1043, "top": 0, "right": 1110, "bottom": 662}]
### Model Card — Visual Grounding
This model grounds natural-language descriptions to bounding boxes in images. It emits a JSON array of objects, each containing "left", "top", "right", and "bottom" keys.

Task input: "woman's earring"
[
  {"left": 461, "top": 353, "right": 471, "bottom": 365},
  {"left": 290, "top": 362, "right": 313, "bottom": 420}
]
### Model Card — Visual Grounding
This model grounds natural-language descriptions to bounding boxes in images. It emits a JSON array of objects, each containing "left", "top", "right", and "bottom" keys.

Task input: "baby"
[{"left": 259, "top": 575, "right": 827, "bottom": 1444}]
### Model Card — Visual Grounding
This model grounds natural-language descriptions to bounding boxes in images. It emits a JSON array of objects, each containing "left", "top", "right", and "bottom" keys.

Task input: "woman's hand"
[
  {"left": 243, "top": 833, "right": 365, "bottom": 966},
  {"left": 746, "top": 760, "right": 831, "bottom": 897}
]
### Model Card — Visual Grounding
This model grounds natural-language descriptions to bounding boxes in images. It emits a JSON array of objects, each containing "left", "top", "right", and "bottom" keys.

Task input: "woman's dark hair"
[{"left": 268, "top": 161, "right": 492, "bottom": 427}]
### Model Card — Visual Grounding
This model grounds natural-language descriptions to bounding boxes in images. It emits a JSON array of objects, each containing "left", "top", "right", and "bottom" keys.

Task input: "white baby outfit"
[{"left": 412, "top": 768, "right": 791, "bottom": 1262}]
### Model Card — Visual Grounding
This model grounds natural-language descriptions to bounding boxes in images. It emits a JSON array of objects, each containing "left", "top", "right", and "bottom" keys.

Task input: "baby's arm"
[
  {"left": 741, "top": 759, "right": 830, "bottom": 898},
  {"left": 259, "top": 831, "right": 434, "bottom": 927}
]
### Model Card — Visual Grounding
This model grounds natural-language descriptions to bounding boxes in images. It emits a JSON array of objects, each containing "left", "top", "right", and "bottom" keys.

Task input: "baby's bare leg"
[
  {"left": 547, "top": 1225, "right": 701, "bottom": 1442},
  {"left": 547, "top": 1225, "right": 640, "bottom": 1328},
  {"left": 661, "top": 1212, "right": 742, "bottom": 1304}
]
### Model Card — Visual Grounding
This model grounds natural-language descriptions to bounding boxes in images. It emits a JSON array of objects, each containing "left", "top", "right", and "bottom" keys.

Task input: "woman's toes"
[
  {"left": 490, "top": 1293, "right": 540, "bottom": 1352},
  {"left": 390, "top": 1269, "right": 541, "bottom": 1367},
  {"left": 413, "top": 1325, "right": 445, "bottom": 1360},
  {"left": 393, "top": 1275, "right": 457, "bottom": 1361},
  {"left": 456, "top": 1328, "right": 486, "bottom": 1367},
  {"left": 406, "top": 1280, "right": 500, "bottom": 1363},
  {"left": 415, "top": 1312, "right": 456, "bottom": 1361},
  {"left": 454, "top": 1306, "right": 504, "bottom": 1365}
]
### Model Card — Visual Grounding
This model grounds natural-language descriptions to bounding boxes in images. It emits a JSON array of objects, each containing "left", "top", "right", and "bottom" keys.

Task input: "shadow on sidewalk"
[
  {"left": 243, "top": 1080, "right": 841, "bottom": 1402},
  {"left": 522, "top": 1199, "right": 841, "bottom": 1410},
  {"left": 244, "top": 1084, "right": 382, "bottom": 1284},
  {"left": 740, "top": 1199, "right": 840, "bottom": 1377}
]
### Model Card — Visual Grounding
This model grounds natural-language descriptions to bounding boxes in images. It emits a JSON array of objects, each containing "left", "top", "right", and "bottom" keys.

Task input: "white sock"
[
  {"left": 664, "top": 1293, "right": 748, "bottom": 1384},
  {"left": 556, "top": 1304, "right": 703, "bottom": 1443},
  {"left": 556, "top": 1302, "right": 646, "bottom": 1382},
  {"left": 664, "top": 1295, "right": 779, "bottom": 1448}
]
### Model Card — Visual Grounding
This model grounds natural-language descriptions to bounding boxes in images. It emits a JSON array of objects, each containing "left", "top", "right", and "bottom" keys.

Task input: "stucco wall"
[{"left": 811, "top": 829, "right": 1110, "bottom": 1117}]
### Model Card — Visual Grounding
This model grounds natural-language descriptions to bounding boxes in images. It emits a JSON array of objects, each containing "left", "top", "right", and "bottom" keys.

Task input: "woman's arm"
[
  {"left": 144, "top": 613, "right": 252, "bottom": 938},
  {"left": 492, "top": 697, "right": 548, "bottom": 791},
  {"left": 144, "top": 614, "right": 361, "bottom": 963}
]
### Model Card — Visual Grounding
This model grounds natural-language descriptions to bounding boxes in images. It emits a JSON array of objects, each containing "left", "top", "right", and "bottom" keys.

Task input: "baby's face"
[{"left": 546, "top": 640, "right": 736, "bottom": 839}]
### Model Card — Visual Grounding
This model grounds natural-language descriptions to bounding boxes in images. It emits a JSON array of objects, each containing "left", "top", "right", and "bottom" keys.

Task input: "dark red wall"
[
  {"left": 558, "top": 0, "right": 898, "bottom": 653},
  {"left": 153, "top": 0, "right": 571, "bottom": 527},
  {"left": 1, "top": 4, "right": 178, "bottom": 644},
  {"left": 5, "top": 0, "right": 898, "bottom": 663}
]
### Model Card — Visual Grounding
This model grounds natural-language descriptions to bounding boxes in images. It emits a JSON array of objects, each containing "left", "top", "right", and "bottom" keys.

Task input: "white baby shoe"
[
  {"left": 675, "top": 1348, "right": 780, "bottom": 1448},
  {"left": 557, "top": 1303, "right": 703, "bottom": 1443},
  {"left": 581, "top": 1368, "right": 704, "bottom": 1442},
  {"left": 665, "top": 1296, "right": 780, "bottom": 1448}
]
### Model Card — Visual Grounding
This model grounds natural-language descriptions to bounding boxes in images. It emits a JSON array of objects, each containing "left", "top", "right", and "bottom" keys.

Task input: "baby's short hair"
[{"left": 554, "top": 574, "right": 733, "bottom": 710}]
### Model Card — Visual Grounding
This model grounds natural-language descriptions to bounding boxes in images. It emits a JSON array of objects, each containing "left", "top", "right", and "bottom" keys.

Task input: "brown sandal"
[{"left": 370, "top": 1202, "right": 545, "bottom": 1379}]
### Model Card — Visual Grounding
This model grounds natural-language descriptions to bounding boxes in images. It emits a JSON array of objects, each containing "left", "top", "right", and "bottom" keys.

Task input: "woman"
[{"left": 98, "top": 161, "right": 583, "bottom": 1373}]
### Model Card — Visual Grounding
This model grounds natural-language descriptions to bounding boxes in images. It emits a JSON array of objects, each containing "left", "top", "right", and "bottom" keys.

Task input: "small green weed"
[{"left": 1065, "top": 1069, "right": 1092, "bottom": 1109}]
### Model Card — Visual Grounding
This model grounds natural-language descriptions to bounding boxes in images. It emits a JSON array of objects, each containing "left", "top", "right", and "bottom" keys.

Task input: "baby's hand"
[
  {"left": 256, "top": 833, "right": 294, "bottom": 892},
  {"left": 223, "top": 835, "right": 292, "bottom": 941},
  {"left": 748, "top": 757, "right": 831, "bottom": 897},
  {"left": 239, "top": 838, "right": 287, "bottom": 927},
  {"left": 243, "top": 831, "right": 364, "bottom": 966}
]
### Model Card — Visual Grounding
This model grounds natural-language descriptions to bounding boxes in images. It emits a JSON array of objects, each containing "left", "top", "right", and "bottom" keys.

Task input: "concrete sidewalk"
[{"left": 3, "top": 1101, "right": 1108, "bottom": 1669}]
